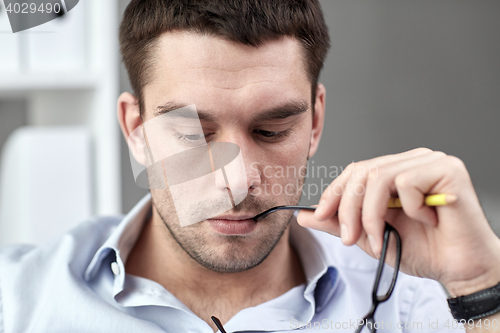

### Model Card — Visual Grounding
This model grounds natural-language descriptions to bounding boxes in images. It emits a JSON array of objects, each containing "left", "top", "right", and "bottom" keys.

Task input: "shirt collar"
[
  {"left": 84, "top": 194, "right": 339, "bottom": 312},
  {"left": 84, "top": 193, "right": 152, "bottom": 283},
  {"left": 289, "top": 215, "right": 340, "bottom": 312}
]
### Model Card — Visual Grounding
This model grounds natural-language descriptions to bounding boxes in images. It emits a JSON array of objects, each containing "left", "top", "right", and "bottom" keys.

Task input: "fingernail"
[
  {"left": 368, "top": 234, "right": 379, "bottom": 258},
  {"left": 314, "top": 199, "right": 326, "bottom": 219},
  {"left": 340, "top": 224, "right": 349, "bottom": 244}
]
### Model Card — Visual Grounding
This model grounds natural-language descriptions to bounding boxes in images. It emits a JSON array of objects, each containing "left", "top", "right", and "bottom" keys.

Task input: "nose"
[
  {"left": 211, "top": 140, "right": 262, "bottom": 198},
  {"left": 245, "top": 159, "right": 261, "bottom": 191}
]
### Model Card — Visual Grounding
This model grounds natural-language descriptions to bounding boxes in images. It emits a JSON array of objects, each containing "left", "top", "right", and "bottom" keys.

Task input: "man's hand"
[{"left": 297, "top": 148, "right": 500, "bottom": 297}]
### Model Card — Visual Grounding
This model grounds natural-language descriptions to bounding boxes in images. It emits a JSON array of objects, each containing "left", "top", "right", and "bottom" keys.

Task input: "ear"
[
  {"left": 308, "top": 83, "right": 326, "bottom": 159},
  {"left": 117, "top": 92, "right": 147, "bottom": 165}
]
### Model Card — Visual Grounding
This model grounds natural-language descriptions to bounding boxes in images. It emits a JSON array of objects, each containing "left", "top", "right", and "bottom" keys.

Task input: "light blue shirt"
[{"left": 0, "top": 194, "right": 462, "bottom": 332}]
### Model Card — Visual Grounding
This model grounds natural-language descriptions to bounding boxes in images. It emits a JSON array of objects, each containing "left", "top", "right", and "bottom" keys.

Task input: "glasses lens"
[
  {"left": 376, "top": 263, "right": 395, "bottom": 297},
  {"left": 375, "top": 226, "right": 401, "bottom": 301}
]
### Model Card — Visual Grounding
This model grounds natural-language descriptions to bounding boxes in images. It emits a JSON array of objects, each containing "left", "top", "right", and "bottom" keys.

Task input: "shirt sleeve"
[{"left": 405, "top": 277, "right": 465, "bottom": 333}]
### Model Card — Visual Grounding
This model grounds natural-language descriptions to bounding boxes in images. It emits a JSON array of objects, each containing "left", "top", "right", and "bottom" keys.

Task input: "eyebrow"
[
  {"left": 154, "top": 103, "right": 216, "bottom": 122},
  {"left": 154, "top": 100, "right": 309, "bottom": 122},
  {"left": 251, "top": 100, "right": 309, "bottom": 122}
]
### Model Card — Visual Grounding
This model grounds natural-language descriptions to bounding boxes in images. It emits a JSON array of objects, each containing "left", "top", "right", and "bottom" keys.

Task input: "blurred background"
[{"left": 0, "top": 0, "right": 499, "bottom": 246}]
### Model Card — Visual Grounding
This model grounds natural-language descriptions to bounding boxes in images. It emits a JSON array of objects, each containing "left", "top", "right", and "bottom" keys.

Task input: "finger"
[
  {"left": 314, "top": 162, "right": 353, "bottom": 221},
  {"left": 337, "top": 163, "right": 368, "bottom": 245},
  {"left": 315, "top": 148, "right": 433, "bottom": 221},
  {"left": 394, "top": 155, "right": 472, "bottom": 227},
  {"left": 361, "top": 151, "right": 446, "bottom": 255},
  {"left": 333, "top": 148, "right": 436, "bottom": 245},
  {"left": 298, "top": 204, "right": 399, "bottom": 264},
  {"left": 395, "top": 170, "right": 438, "bottom": 226},
  {"left": 297, "top": 209, "right": 340, "bottom": 236}
]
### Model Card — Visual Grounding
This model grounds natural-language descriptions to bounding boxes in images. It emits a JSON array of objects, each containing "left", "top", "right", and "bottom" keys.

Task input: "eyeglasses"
[
  {"left": 355, "top": 222, "right": 401, "bottom": 333},
  {"left": 211, "top": 316, "right": 228, "bottom": 333},
  {"left": 212, "top": 206, "right": 402, "bottom": 333}
]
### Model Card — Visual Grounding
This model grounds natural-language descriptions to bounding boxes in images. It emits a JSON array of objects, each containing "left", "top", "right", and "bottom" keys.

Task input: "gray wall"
[
  {"left": 118, "top": 0, "right": 500, "bottom": 233},
  {"left": 118, "top": 0, "right": 149, "bottom": 213},
  {"left": 303, "top": 0, "right": 500, "bottom": 232}
]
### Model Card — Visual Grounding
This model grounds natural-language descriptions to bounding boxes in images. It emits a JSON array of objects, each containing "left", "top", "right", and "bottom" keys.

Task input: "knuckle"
[
  {"left": 352, "top": 163, "right": 369, "bottom": 180},
  {"left": 432, "top": 151, "right": 447, "bottom": 158},
  {"left": 343, "top": 162, "right": 356, "bottom": 177},
  {"left": 351, "top": 162, "right": 362, "bottom": 173},
  {"left": 447, "top": 155, "right": 467, "bottom": 172},
  {"left": 345, "top": 162, "right": 356, "bottom": 171},
  {"left": 394, "top": 173, "right": 411, "bottom": 189},
  {"left": 367, "top": 166, "right": 379, "bottom": 181},
  {"left": 413, "top": 147, "right": 433, "bottom": 154}
]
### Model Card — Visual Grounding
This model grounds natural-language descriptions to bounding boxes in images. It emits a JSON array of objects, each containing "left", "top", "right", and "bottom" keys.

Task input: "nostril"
[{"left": 247, "top": 174, "right": 261, "bottom": 189}]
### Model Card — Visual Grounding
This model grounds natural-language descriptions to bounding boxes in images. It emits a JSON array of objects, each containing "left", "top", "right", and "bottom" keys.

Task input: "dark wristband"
[{"left": 447, "top": 281, "right": 500, "bottom": 321}]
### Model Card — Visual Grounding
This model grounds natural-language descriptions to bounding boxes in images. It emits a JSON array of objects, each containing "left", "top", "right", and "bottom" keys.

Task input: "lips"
[{"left": 208, "top": 214, "right": 257, "bottom": 235}]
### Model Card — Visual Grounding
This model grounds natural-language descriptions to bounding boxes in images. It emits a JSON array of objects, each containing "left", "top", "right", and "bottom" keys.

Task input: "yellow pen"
[
  {"left": 387, "top": 193, "right": 458, "bottom": 208},
  {"left": 253, "top": 194, "right": 459, "bottom": 221}
]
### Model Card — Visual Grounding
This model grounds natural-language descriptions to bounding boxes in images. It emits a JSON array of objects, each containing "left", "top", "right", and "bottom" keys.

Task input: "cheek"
[
  {"left": 270, "top": 122, "right": 311, "bottom": 165},
  {"left": 260, "top": 134, "right": 310, "bottom": 185}
]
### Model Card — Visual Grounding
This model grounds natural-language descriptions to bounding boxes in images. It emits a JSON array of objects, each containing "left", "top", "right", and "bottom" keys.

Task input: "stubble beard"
[{"left": 151, "top": 170, "right": 306, "bottom": 273}]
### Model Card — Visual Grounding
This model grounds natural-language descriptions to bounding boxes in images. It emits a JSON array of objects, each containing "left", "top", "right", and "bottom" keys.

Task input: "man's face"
[{"left": 141, "top": 32, "right": 321, "bottom": 272}]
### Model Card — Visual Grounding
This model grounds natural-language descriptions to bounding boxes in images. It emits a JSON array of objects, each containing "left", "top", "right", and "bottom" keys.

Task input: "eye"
[
  {"left": 173, "top": 132, "right": 206, "bottom": 144},
  {"left": 254, "top": 129, "right": 291, "bottom": 141},
  {"left": 184, "top": 134, "right": 205, "bottom": 141},
  {"left": 256, "top": 130, "right": 278, "bottom": 138}
]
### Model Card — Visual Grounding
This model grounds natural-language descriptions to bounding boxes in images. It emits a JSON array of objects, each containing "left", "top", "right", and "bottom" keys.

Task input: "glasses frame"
[
  {"left": 355, "top": 222, "right": 402, "bottom": 333},
  {"left": 252, "top": 205, "right": 316, "bottom": 221}
]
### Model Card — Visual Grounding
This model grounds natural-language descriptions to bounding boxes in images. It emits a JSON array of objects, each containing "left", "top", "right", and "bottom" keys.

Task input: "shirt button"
[{"left": 111, "top": 262, "right": 120, "bottom": 275}]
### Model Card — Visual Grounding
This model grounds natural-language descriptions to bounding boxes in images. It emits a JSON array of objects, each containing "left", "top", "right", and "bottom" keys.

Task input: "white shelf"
[
  {"left": 0, "top": 72, "right": 98, "bottom": 92},
  {"left": 0, "top": 0, "right": 122, "bottom": 216}
]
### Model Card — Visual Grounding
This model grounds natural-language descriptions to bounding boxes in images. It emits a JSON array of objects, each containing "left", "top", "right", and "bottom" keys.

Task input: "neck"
[{"left": 125, "top": 207, "right": 306, "bottom": 330}]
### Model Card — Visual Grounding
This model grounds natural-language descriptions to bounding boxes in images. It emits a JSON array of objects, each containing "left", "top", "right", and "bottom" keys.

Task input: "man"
[{"left": 1, "top": 0, "right": 500, "bottom": 332}]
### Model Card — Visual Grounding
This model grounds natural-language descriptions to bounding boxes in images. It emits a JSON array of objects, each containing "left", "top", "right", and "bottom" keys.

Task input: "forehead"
[{"left": 143, "top": 32, "right": 311, "bottom": 118}]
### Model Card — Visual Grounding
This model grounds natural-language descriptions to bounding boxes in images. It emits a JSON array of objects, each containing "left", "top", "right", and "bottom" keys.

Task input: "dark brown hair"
[{"left": 119, "top": 0, "right": 330, "bottom": 114}]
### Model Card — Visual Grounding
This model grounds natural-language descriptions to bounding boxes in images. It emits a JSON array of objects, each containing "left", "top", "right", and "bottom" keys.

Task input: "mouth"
[
  {"left": 207, "top": 213, "right": 258, "bottom": 235},
  {"left": 210, "top": 213, "right": 256, "bottom": 221}
]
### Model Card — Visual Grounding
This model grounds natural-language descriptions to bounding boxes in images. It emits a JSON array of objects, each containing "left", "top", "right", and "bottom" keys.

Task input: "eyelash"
[
  {"left": 254, "top": 129, "right": 292, "bottom": 141},
  {"left": 173, "top": 129, "right": 292, "bottom": 144},
  {"left": 173, "top": 132, "right": 206, "bottom": 144}
]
